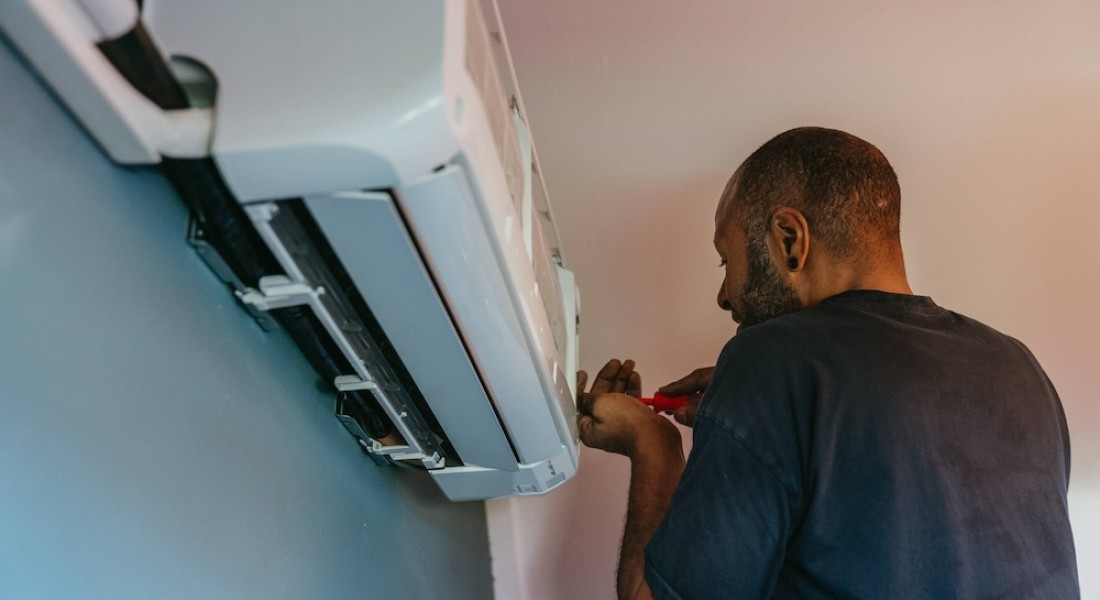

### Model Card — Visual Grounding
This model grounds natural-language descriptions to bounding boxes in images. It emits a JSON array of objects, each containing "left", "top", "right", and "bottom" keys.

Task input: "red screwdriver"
[{"left": 636, "top": 392, "right": 689, "bottom": 413}]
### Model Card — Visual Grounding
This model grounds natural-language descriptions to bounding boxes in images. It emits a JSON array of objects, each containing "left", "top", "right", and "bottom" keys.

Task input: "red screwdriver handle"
[{"left": 638, "top": 392, "right": 689, "bottom": 413}]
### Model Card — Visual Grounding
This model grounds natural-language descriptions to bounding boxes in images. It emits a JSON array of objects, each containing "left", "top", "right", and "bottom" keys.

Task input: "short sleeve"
[{"left": 644, "top": 413, "right": 794, "bottom": 600}]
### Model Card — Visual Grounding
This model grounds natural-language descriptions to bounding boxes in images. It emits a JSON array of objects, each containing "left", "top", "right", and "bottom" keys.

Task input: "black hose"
[{"left": 96, "top": 24, "right": 189, "bottom": 110}]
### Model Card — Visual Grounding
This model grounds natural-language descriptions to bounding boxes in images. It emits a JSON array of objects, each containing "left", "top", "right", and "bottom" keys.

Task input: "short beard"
[{"left": 736, "top": 226, "right": 802, "bottom": 328}]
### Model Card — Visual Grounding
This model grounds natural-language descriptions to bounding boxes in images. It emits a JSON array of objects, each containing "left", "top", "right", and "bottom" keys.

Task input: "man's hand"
[
  {"left": 577, "top": 359, "right": 679, "bottom": 457},
  {"left": 658, "top": 366, "right": 715, "bottom": 427}
]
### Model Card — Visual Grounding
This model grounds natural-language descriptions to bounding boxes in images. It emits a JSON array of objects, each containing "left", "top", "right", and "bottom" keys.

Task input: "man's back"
[{"left": 645, "top": 290, "right": 1078, "bottom": 599}]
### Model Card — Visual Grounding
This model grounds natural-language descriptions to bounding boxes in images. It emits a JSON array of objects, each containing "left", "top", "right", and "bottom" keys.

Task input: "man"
[{"left": 577, "top": 127, "right": 1079, "bottom": 599}]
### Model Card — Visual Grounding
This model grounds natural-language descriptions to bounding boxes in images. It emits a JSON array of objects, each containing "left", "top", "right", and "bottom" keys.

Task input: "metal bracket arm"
[{"left": 237, "top": 275, "right": 323, "bottom": 311}]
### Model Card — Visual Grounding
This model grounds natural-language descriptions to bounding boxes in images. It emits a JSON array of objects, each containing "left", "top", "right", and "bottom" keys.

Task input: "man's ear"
[{"left": 768, "top": 207, "right": 810, "bottom": 272}]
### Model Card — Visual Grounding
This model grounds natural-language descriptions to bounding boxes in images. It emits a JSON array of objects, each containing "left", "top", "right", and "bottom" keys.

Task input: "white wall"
[{"left": 497, "top": 1, "right": 1100, "bottom": 597}]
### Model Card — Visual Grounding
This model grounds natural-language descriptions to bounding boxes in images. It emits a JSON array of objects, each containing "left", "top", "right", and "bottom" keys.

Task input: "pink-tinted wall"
[{"left": 496, "top": 0, "right": 1100, "bottom": 597}]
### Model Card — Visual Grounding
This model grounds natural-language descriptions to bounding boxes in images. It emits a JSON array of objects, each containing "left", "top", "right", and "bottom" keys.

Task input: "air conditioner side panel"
[{"left": 304, "top": 191, "right": 517, "bottom": 472}]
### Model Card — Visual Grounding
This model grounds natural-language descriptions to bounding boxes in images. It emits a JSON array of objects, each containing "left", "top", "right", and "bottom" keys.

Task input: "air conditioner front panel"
[{"left": 305, "top": 191, "right": 518, "bottom": 472}]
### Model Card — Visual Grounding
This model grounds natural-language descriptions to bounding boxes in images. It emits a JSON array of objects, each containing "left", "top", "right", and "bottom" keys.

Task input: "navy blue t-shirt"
[{"left": 645, "top": 291, "right": 1078, "bottom": 599}]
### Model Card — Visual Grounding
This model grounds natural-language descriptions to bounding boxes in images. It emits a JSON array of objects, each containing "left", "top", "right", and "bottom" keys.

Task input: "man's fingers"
[
  {"left": 591, "top": 359, "right": 623, "bottom": 394},
  {"left": 658, "top": 372, "right": 700, "bottom": 396},
  {"left": 591, "top": 358, "right": 641, "bottom": 394},
  {"left": 579, "top": 390, "right": 615, "bottom": 420},
  {"left": 577, "top": 413, "right": 593, "bottom": 437},
  {"left": 613, "top": 360, "right": 636, "bottom": 393},
  {"left": 626, "top": 371, "right": 642, "bottom": 397},
  {"left": 577, "top": 370, "right": 588, "bottom": 395},
  {"left": 577, "top": 391, "right": 594, "bottom": 416},
  {"left": 659, "top": 366, "right": 716, "bottom": 397},
  {"left": 673, "top": 405, "right": 699, "bottom": 428}
]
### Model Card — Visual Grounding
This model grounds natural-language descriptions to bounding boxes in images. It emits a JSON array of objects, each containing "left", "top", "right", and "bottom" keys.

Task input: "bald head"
[
  {"left": 719, "top": 127, "right": 903, "bottom": 265},
  {"left": 715, "top": 165, "right": 744, "bottom": 231}
]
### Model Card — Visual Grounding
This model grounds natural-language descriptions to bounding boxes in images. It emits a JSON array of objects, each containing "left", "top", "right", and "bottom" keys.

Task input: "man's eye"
[{"left": 718, "top": 259, "right": 727, "bottom": 267}]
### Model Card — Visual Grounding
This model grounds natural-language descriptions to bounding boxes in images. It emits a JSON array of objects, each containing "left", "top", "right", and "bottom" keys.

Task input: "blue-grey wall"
[{"left": 0, "top": 40, "right": 492, "bottom": 599}]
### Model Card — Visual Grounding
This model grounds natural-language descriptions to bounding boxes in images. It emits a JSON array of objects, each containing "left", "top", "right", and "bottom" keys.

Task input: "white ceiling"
[{"left": 495, "top": 2, "right": 1100, "bottom": 597}]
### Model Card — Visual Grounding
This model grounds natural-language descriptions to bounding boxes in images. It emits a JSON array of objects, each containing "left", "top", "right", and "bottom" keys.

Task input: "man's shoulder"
[
  {"left": 705, "top": 316, "right": 820, "bottom": 423},
  {"left": 729, "top": 291, "right": 1030, "bottom": 352},
  {"left": 716, "top": 308, "right": 837, "bottom": 366}
]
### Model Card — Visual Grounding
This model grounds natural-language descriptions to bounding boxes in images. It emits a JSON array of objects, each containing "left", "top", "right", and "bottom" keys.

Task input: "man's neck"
[{"left": 802, "top": 263, "right": 913, "bottom": 308}]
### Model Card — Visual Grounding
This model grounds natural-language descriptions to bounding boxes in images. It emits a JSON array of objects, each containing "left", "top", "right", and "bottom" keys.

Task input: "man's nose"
[{"left": 717, "top": 281, "right": 732, "bottom": 311}]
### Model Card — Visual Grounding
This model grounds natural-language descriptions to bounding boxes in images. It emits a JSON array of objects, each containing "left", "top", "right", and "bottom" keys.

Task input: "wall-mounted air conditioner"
[{"left": 0, "top": 0, "right": 581, "bottom": 501}]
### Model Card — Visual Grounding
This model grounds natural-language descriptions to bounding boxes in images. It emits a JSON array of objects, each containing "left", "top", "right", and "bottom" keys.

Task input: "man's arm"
[
  {"left": 618, "top": 423, "right": 683, "bottom": 599},
  {"left": 577, "top": 361, "right": 685, "bottom": 600}
]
